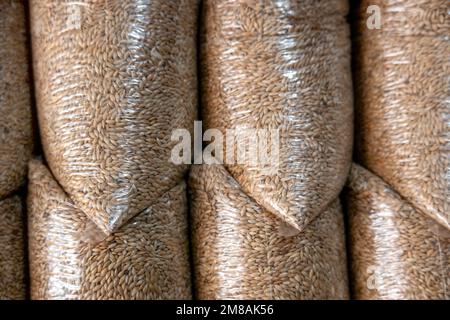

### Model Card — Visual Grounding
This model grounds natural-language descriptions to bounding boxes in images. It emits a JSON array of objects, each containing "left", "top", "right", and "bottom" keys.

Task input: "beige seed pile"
[
  {"left": 353, "top": 0, "right": 449, "bottom": 229},
  {"left": 30, "top": 0, "right": 199, "bottom": 234},
  {"left": 0, "top": 0, "right": 33, "bottom": 198},
  {"left": 0, "top": 196, "right": 26, "bottom": 300},
  {"left": 190, "top": 164, "right": 349, "bottom": 300},
  {"left": 28, "top": 160, "right": 192, "bottom": 300},
  {"left": 200, "top": 0, "right": 353, "bottom": 231},
  {"left": 0, "top": 0, "right": 32, "bottom": 300},
  {"left": 347, "top": 164, "right": 449, "bottom": 300}
]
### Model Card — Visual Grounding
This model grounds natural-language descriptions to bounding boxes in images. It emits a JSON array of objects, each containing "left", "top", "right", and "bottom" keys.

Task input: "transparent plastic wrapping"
[
  {"left": 347, "top": 164, "right": 449, "bottom": 300},
  {"left": 0, "top": 195, "right": 26, "bottom": 300},
  {"left": 0, "top": 0, "right": 32, "bottom": 301},
  {"left": 200, "top": 0, "right": 353, "bottom": 232},
  {"left": 189, "top": 164, "right": 349, "bottom": 300},
  {"left": 353, "top": 0, "right": 449, "bottom": 229},
  {"left": 28, "top": 160, "right": 192, "bottom": 300},
  {"left": 0, "top": 0, "right": 33, "bottom": 198},
  {"left": 30, "top": 0, "right": 199, "bottom": 234}
]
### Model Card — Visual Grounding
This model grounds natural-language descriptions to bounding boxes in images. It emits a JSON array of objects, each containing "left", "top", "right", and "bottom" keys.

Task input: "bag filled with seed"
[
  {"left": 190, "top": 164, "right": 349, "bottom": 300},
  {"left": 200, "top": 0, "right": 353, "bottom": 232},
  {"left": 0, "top": 0, "right": 33, "bottom": 199},
  {"left": 347, "top": 164, "right": 449, "bottom": 300},
  {"left": 0, "top": 196, "right": 26, "bottom": 300},
  {"left": 192, "top": 0, "right": 352, "bottom": 298},
  {"left": 353, "top": 0, "right": 449, "bottom": 230},
  {"left": 349, "top": 0, "right": 450, "bottom": 299},
  {"left": 0, "top": 0, "right": 33, "bottom": 300},
  {"left": 28, "top": 159, "right": 192, "bottom": 300},
  {"left": 30, "top": 0, "right": 199, "bottom": 234}
]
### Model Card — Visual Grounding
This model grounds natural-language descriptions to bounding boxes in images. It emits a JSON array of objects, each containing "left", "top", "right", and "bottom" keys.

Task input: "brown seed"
[
  {"left": 28, "top": 159, "right": 192, "bottom": 300},
  {"left": 30, "top": 0, "right": 200, "bottom": 234}
]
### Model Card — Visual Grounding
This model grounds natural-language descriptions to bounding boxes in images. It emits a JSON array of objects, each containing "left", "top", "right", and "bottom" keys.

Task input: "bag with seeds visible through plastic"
[
  {"left": 349, "top": 0, "right": 450, "bottom": 299},
  {"left": 192, "top": 0, "right": 353, "bottom": 299},
  {"left": 346, "top": 164, "right": 449, "bottom": 300},
  {"left": 352, "top": 0, "right": 449, "bottom": 230},
  {"left": 30, "top": 0, "right": 199, "bottom": 234},
  {"left": 28, "top": 159, "right": 192, "bottom": 300},
  {"left": 0, "top": 195, "right": 26, "bottom": 300},
  {"left": 190, "top": 164, "right": 349, "bottom": 299},
  {"left": 0, "top": 0, "right": 33, "bottom": 199},
  {"left": 200, "top": 0, "right": 353, "bottom": 232},
  {"left": 0, "top": 0, "right": 33, "bottom": 300}
]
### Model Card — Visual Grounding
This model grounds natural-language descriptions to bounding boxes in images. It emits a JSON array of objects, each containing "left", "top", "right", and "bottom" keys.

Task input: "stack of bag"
[
  {"left": 0, "top": 0, "right": 33, "bottom": 300},
  {"left": 190, "top": 0, "right": 353, "bottom": 299},
  {"left": 348, "top": 0, "right": 449, "bottom": 299},
  {"left": 28, "top": 0, "right": 199, "bottom": 299},
  {"left": 2, "top": 0, "right": 447, "bottom": 301}
]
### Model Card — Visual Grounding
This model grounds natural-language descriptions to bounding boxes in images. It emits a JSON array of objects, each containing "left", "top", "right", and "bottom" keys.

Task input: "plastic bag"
[
  {"left": 353, "top": 0, "right": 449, "bottom": 229},
  {"left": 0, "top": 195, "right": 26, "bottom": 300},
  {"left": 28, "top": 160, "right": 192, "bottom": 300},
  {"left": 200, "top": 0, "right": 353, "bottom": 232},
  {"left": 347, "top": 164, "right": 449, "bottom": 300},
  {"left": 190, "top": 164, "right": 349, "bottom": 299},
  {"left": 0, "top": 0, "right": 32, "bottom": 300},
  {"left": 350, "top": 0, "right": 449, "bottom": 299},
  {"left": 0, "top": 0, "right": 33, "bottom": 198},
  {"left": 191, "top": 0, "right": 352, "bottom": 299},
  {"left": 30, "top": 0, "right": 199, "bottom": 234}
]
